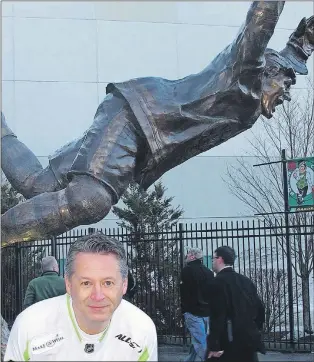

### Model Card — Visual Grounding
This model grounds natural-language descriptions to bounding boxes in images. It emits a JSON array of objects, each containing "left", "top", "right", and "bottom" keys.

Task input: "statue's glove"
[{"left": 280, "top": 15, "right": 314, "bottom": 75}]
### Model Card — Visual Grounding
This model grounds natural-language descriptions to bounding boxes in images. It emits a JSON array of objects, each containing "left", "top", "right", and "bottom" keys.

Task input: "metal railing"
[{"left": 1, "top": 217, "right": 313, "bottom": 351}]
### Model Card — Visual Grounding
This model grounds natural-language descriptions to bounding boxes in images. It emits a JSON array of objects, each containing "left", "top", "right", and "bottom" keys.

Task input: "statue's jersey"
[
  {"left": 4, "top": 294, "right": 157, "bottom": 361},
  {"left": 48, "top": 1, "right": 285, "bottom": 195},
  {"left": 106, "top": 1, "right": 284, "bottom": 189}
]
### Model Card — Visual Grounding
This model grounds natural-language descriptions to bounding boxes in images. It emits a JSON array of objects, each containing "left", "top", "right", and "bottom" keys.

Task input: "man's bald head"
[{"left": 41, "top": 256, "right": 59, "bottom": 273}]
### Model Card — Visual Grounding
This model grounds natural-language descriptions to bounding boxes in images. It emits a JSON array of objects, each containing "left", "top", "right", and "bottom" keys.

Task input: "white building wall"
[{"left": 2, "top": 1, "right": 314, "bottom": 229}]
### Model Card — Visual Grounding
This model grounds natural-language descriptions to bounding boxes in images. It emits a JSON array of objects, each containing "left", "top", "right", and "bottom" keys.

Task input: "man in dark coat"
[
  {"left": 180, "top": 248, "right": 214, "bottom": 361},
  {"left": 2, "top": 2, "right": 314, "bottom": 244},
  {"left": 23, "top": 256, "right": 66, "bottom": 309},
  {"left": 206, "top": 246, "right": 265, "bottom": 362}
]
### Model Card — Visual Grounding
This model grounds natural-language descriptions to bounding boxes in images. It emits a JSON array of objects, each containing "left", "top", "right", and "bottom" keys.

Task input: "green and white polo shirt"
[{"left": 4, "top": 294, "right": 157, "bottom": 361}]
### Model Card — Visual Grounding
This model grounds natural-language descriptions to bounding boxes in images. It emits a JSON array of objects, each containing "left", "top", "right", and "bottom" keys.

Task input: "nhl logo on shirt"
[{"left": 84, "top": 344, "right": 95, "bottom": 354}]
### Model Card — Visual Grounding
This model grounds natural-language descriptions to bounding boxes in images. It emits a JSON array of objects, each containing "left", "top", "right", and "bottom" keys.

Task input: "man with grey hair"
[
  {"left": 180, "top": 248, "right": 214, "bottom": 361},
  {"left": 5, "top": 232, "right": 157, "bottom": 361},
  {"left": 23, "top": 255, "right": 66, "bottom": 309}
]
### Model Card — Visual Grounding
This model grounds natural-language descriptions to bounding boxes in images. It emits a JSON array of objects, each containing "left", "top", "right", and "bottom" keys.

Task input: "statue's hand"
[
  {"left": 304, "top": 16, "right": 314, "bottom": 49},
  {"left": 1, "top": 112, "right": 16, "bottom": 139},
  {"left": 280, "top": 15, "right": 314, "bottom": 75},
  {"left": 292, "top": 16, "right": 314, "bottom": 55}
]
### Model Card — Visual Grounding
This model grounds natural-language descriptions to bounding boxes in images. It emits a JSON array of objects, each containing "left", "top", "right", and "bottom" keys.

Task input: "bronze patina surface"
[{"left": 1, "top": 2, "right": 313, "bottom": 244}]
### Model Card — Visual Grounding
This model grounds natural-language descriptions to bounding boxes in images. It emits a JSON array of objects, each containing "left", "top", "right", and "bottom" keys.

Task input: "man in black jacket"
[
  {"left": 207, "top": 246, "right": 265, "bottom": 362},
  {"left": 180, "top": 248, "right": 215, "bottom": 361}
]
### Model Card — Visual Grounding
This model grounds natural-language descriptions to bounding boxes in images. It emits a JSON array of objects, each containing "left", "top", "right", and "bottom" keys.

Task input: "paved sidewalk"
[{"left": 158, "top": 345, "right": 314, "bottom": 361}]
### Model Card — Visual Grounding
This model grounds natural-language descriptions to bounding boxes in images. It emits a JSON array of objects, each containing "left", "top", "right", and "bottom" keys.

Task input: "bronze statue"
[{"left": 1, "top": 1, "right": 314, "bottom": 245}]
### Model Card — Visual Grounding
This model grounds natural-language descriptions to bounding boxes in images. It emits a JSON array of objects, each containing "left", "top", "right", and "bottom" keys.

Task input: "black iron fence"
[{"left": 1, "top": 217, "right": 314, "bottom": 352}]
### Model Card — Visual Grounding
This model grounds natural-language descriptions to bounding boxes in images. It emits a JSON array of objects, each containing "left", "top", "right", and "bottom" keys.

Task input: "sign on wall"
[{"left": 287, "top": 157, "right": 314, "bottom": 211}]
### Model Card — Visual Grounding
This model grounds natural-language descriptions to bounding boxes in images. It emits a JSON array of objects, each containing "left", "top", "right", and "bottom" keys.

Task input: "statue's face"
[
  {"left": 261, "top": 70, "right": 293, "bottom": 119},
  {"left": 299, "top": 162, "right": 306, "bottom": 174}
]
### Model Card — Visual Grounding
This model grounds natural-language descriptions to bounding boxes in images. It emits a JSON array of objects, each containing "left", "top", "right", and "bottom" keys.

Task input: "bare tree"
[
  {"left": 112, "top": 182, "right": 184, "bottom": 337},
  {"left": 1, "top": 316, "right": 9, "bottom": 362},
  {"left": 225, "top": 79, "right": 314, "bottom": 335},
  {"left": 0, "top": 174, "right": 23, "bottom": 361},
  {"left": 240, "top": 247, "right": 302, "bottom": 338},
  {"left": 250, "top": 268, "right": 301, "bottom": 337},
  {"left": 1, "top": 176, "right": 45, "bottom": 360}
]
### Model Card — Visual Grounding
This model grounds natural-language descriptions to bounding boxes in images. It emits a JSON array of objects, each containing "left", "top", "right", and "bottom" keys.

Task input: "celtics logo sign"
[{"left": 287, "top": 157, "right": 314, "bottom": 211}]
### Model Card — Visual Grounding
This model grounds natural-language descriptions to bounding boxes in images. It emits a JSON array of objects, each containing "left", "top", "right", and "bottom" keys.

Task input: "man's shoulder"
[
  {"left": 54, "top": 275, "right": 66, "bottom": 283},
  {"left": 181, "top": 264, "right": 190, "bottom": 273},
  {"left": 180, "top": 264, "right": 191, "bottom": 278},
  {"left": 238, "top": 272, "right": 257, "bottom": 290},
  {"left": 228, "top": 270, "right": 253, "bottom": 284},
  {"left": 201, "top": 265, "right": 214, "bottom": 275},
  {"left": 17, "top": 294, "right": 66, "bottom": 324},
  {"left": 216, "top": 269, "right": 255, "bottom": 288},
  {"left": 238, "top": 272, "right": 253, "bottom": 281},
  {"left": 214, "top": 268, "right": 235, "bottom": 284},
  {"left": 28, "top": 274, "right": 62, "bottom": 284},
  {"left": 43, "top": 273, "right": 64, "bottom": 280},
  {"left": 39, "top": 274, "right": 65, "bottom": 286},
  {"left": 116, "top": 300, "right": 156, "bottom": 332},
  {"left": 28, "top": 276, "right": 43, "bottom": 284}
]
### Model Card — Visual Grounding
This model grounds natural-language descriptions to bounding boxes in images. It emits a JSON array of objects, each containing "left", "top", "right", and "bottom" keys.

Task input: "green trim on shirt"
[
  {"left": 66, "top": 294, "right": 109, "bottom": 343},
  {"left": 66, "top": 294, "right": 83, "bottom": 342},
  {"left": 99, "top": 330, "right": 107, "bottom": 342},
  {"left": 23, "top": 340, "right": 30, "bottom": 361},
  {"left": 138, "top": 347, "right": 149, "bottom": 361}
]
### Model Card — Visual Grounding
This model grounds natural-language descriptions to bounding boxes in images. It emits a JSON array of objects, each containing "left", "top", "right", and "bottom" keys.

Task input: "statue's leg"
[
  {"left": 1, "top": 175, "right": 113, "bottom": 245},
  {"left": 1, "top": 92, "right": 147, "bottom": 245},
  {"left": 66, "top": 91, "right": 147, "bottom": 203},
  {"left": 1, "top": 113, "right": 60, "bottom": 198}
]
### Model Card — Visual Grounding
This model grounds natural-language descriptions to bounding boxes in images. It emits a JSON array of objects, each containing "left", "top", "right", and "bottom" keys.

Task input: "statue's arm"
[{"left": 231, "top": 1, "right": 285, "bottom": 65}]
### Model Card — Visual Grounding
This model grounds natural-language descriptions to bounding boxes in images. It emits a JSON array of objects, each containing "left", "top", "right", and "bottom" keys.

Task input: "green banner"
[
  {"left": 203, "top": 255, "right": 212, "bottom": 269},
  {"left": 58, "top": 258, "right": 66, "bottom": 276},
  {"left": 287, "top": 157, "right": 314, "bottom": 211}
]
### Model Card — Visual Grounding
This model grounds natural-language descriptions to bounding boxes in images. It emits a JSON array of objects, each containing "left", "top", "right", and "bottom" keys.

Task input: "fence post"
[
  {"left": 15, "top": 243, "right": 21, "bottom": 315},
  {"left": 282, "top": 149, "right": 295, "bottom": 351},
  {"left": 88, "top": 228, "right": 96, "bottom": 234},
  {"left": 179, "top": 223, "right": 185, "bottom": 271},
  {"left": 178, "top": 223, "right": 187, "bottom": 346},
  {"left": 51, "top": 236, "right": 58, "bottom": 259}
]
